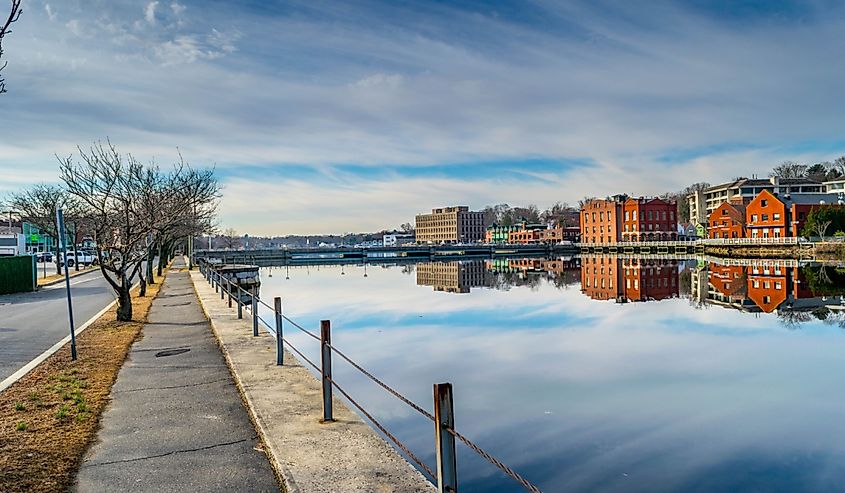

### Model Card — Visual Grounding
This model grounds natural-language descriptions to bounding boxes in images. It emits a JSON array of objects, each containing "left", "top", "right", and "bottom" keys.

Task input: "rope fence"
[{"left": 200, "top": 262, "right": 544, "bottom": 493}]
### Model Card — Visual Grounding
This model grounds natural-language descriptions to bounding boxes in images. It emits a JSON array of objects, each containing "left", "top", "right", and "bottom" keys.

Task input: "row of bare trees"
[{"left": 5, "top": 141, "right": 219, "bottom": 321}]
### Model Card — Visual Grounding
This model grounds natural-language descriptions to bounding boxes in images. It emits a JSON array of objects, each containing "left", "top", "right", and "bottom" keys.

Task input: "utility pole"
[{"left": 56, "top": 208, "right": 77, "bottom": 361}]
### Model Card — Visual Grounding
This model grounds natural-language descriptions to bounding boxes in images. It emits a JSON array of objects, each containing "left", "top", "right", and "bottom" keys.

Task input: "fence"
[
  {"left": 199, "top": 262, "right": 543, "bottom": 493},
  {"left": 0, "top": 255, "right": 36, "bottom": 295}
]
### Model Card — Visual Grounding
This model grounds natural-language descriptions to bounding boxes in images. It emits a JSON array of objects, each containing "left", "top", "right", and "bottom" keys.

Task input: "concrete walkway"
[
  {"left": 189, "top": 268, "right": 435, "bottom": 493},
  {"left": 75, "top": 259, "right": 279, "bottom": 493}
]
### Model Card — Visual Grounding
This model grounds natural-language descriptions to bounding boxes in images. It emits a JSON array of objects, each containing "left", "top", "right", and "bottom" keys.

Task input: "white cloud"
[
  {"left": 44, "top": 4, "right": 57, "bottom": 22},
  {"left": 3, "top": 1, "right": 845, "bottom": 234},
  {"left": 144, "top": 1, "right": 158, "bottom": 25},
  {"left": 171, "top": 2, "right": 186, "bottom": 16}
]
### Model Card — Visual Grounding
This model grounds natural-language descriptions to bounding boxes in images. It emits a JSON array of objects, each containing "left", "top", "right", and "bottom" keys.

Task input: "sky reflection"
[{"left": 255, "top": 258, "right": 845, "bottom": 492}]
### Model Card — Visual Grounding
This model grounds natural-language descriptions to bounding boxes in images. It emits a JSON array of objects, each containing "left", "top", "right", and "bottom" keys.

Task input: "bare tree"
[
  {"left": 0, "top": 0, "right": 22, "bottom": 94},
  {"left": 221, "top": 228, "right": 241, "bottom": 249},
  {"left": 816, "top": 220, "right": 832, "bottom": 242},
  {"left": 770, "top": 161, "right": 808, "bottom": 179},
  {"left": 5, "top": 184, "right": 77, "bottom": 275}
]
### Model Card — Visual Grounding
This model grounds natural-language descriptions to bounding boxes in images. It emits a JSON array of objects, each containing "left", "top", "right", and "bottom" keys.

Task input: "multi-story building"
[
  {"left": 580, "top": 195, "right": 626, "bottom": 244},
  {"left": 745, "top": 191, "right": 845, "bottom": 238},
  {"left": 581, "top": 195, "right": 677, "bottom": 244},
  {"left": 620, "top": 197, "right": 677, "bottom": 242},
  {"left": 687, "top": 177, "right": 825, "bottom": 230},
  {"left": 508, "top": 220, "right": 546, "bottom": 244},
  {"left": 415, "top": 206, "right": 484, "bottom": 244},
  {"left": 538, "top": 226, "right": 580, "bottom": 244},
  {"left": 707, "top": 198, "right": 748, "bottom": 239}
]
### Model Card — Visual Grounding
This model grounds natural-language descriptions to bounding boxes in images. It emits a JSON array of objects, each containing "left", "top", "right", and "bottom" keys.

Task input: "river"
[{"left": 254, "top": 256, "right": 845, "bottom": 493}]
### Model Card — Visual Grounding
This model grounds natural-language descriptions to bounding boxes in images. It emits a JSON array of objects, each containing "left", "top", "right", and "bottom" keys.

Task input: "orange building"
[
  {"left": 580, "top": 197, "right": 624, "bottom": 244},
  {"left": 708, "top": 199, "right": 748, "bottom": 239},
  {"left": 746, "top": 191, "right": 845, "bottom": 238}
]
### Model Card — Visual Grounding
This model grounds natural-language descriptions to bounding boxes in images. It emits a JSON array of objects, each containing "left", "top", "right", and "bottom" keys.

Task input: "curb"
[
  {"left": 37, "top": 267, "right": 100, "bottom": 288},
  {"left": 0, "top": 298, "right": 118, "bottom": 394}
]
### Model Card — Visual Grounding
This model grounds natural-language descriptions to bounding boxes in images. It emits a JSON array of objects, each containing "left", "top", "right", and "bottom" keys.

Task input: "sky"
[{"left": 1, "top": 0, "right": 845, "bottom": 235}]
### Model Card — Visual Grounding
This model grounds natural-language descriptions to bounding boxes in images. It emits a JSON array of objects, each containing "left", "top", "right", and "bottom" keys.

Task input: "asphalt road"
[{"left": 0, "top": 264, "right": 147, "bottom": 383}]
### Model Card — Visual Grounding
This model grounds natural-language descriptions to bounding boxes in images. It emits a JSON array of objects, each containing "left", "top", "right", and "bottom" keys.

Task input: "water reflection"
[{"left": 256, "top": 256, "right": 845, "bottom": 493}]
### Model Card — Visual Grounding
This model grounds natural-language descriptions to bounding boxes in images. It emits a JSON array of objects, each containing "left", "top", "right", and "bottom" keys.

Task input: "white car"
[{"left": 57, "top": 250, "right": 98, "bottom": 267}]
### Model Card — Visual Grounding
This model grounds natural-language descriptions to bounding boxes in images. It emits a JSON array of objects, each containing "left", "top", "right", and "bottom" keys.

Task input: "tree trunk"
[
  {"left": 158, "top": 243, "right": 164, "bottom": 277},
  {"left": 146, "top": 242, "right": 156, "bottom": 285},
  {"left": 116, "top": 276, "right": 133, "bottom": 321},
  {"left": 138, "top": 270, "right": 147, "bottom": 297}
]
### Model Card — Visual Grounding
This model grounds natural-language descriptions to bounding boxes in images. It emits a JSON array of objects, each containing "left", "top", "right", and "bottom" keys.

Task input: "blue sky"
[{"left": 1, "top": 0, "right": 845, "bottom": 234}]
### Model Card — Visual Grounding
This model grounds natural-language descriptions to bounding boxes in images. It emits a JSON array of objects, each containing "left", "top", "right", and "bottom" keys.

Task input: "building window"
[
  {"left": 625, "top": 211, "right": 629, "bottom": 221},
  {"left": 762, "top": 214, "right": 769, "bottom": 221},
  {"left": 773, "top": 213, "right": 780, "bottom": 220},
  {"left": 722, "top": 209, "right": 728, "bottom": 215},
  {"left": 633, "top": 211, "right": 637, "bottom": 220},
  {"left": 751, "top": 215, "right": 758, "bottom": 222},
  {"left": 761, "top": 199, "right": 768, "bottom": 207}
]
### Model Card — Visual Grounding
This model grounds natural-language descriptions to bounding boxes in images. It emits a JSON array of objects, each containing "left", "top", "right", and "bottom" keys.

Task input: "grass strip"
[{"left": 0, "top": 271, "right": 166, "bottom": 493}]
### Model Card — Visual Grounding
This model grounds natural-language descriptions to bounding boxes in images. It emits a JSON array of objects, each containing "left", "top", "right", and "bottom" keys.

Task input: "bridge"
[{"left": 195, "top": 243, "right": 577, "bottom": 265}]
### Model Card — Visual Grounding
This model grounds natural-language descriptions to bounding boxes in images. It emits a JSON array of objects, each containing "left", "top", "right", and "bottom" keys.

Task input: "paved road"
[
  {"left": 76, "top": 258, "right": 279, "bottom": 492},
  {"left": 0, "top": 264, "right": 149, "bottom": 383}
]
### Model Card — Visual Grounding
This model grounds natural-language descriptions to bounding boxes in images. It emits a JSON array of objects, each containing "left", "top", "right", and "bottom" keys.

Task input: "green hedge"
[{"left": 0, "top": 256, "right": 36, "bottom": 295}]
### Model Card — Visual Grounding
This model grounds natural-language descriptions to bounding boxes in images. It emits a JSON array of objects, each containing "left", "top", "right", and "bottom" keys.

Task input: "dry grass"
[
  {"left": 36, "top": 266, "right": 98, "bottom": 287},
  {"left": 0, "top": 273, "right": 166, "bottom": 493}
]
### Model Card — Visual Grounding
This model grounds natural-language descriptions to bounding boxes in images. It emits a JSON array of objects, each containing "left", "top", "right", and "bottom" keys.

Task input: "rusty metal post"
[
  {"left": 434, "top": 383, "right": 457, "bottom": 493},
  {"left": 252, "top": 286, "right": 259, "bottom": 337},
  {"left": 237, "top": 285, "right": 243, "bottom": 319},
  {"left": 274, "top": 297, "right": 283, "bottom": 365},
  {"left": 320, "top": 320, "right": 335, "bottom": 422}
]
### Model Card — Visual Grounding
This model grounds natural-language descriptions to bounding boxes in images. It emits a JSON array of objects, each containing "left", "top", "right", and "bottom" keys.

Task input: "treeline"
[
  {"left": 3, "top": 141, "right": 219, "bottom": 321},
  {"left": 480, "top": 202, "right": 579, "bottom": 228}
]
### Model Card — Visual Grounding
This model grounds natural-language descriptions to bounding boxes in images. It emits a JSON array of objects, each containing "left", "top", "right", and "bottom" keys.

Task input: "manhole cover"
[{"left": 155, "top": 348, "right": 191, "bottom": 357}]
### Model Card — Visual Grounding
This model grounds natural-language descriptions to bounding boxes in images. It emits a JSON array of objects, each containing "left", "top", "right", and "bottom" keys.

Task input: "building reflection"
[
  {"left": 416, "top": 260, "right": 488, "bottom": 293},
  {"left": 416, "top": 257, "right": 583, "bottom": 293},
  {"left": 690, "top": 260, "right": 845, "bottom": 317},
  {"left": 579, "top": 256, "right": 680, "bottom": 303}
]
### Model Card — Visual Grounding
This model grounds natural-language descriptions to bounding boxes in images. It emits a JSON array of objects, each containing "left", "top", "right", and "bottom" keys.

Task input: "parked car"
[
  {"left": 35, "top": 252, "right": 53, "bottom": 262},
  {"left": 57, "top": 250, "right": 98, "bottom": 267}
]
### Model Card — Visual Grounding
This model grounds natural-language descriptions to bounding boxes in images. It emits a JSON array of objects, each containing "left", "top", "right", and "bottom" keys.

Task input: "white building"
[
  {"left": 383, "top": 233, "right": 415, "bottom": 247},
  {"left": 0, "top": 233, "right": 26, "bottom": 256}
]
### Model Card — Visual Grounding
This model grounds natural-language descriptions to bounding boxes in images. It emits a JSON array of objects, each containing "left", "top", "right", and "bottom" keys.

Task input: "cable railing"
[{"left": 199, "top": 261, "right": 544, "bottom": 493}]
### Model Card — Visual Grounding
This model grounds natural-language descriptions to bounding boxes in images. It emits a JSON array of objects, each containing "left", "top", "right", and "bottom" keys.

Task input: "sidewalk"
[
  {"left": 75, "top": 258, "right": 279, "bottom": 492},
  {"left": 189, "top": 268, "right": 435, "bottom": 492}
]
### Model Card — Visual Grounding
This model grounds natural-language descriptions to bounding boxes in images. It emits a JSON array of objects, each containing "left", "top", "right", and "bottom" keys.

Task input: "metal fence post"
[
  {"left": 220, "top": 274, "right": 225, "bottom": 300},
  {"left": 320, "top": 320, "right": 335, "bottom": 423},
  {"left": 274, "top": 297, "right": 284, "bottom": 365},
  {"left": 252, "top": 287, "right": 259, "bottom": 337},
  {"left": 214, "top": 272, "right": 219, "bottom": 293},
  {"left": 434, "top": 383, "right": 457, "bottom": 493},
  {"left": 236, "top": 280, "right": 243, "bottom": 319},
  {"left": 227, "top": 279, "right": 233, "bottom": 308}
]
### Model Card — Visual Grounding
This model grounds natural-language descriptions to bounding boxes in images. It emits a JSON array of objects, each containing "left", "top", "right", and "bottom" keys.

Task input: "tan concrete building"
[{"left": 415, "top": 206, "right": 484, "bottom": 243}]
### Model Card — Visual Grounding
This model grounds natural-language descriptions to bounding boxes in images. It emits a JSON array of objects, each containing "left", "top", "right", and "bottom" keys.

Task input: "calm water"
[{"left": 254, "top": 256, "right": 845, "bottom": 493}]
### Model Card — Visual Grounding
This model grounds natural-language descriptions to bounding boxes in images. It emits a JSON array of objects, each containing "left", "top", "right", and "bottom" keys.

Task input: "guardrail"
[
  {"left": 576, "top": 237, "right": 804, "bottom": 248},
  {"left": 199, "top": 262, "right": 543, "bottom": 493}
]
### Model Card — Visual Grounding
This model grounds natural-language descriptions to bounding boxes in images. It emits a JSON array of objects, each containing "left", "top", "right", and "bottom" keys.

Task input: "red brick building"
[
  {"left": 746, "top": 191, "right": 845, "bottom": 238},
  {"left": 621, "top": 197, "right": 678, "bottom": 241},
  {"left": 581, "top": 195, "right": 678, "bottom": 244},
  {"left": 539, "top": 226, "right": 581, "bottom": 244},
  {"left": 708, "top": 198, "right": 748, "bottom": 239}
]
